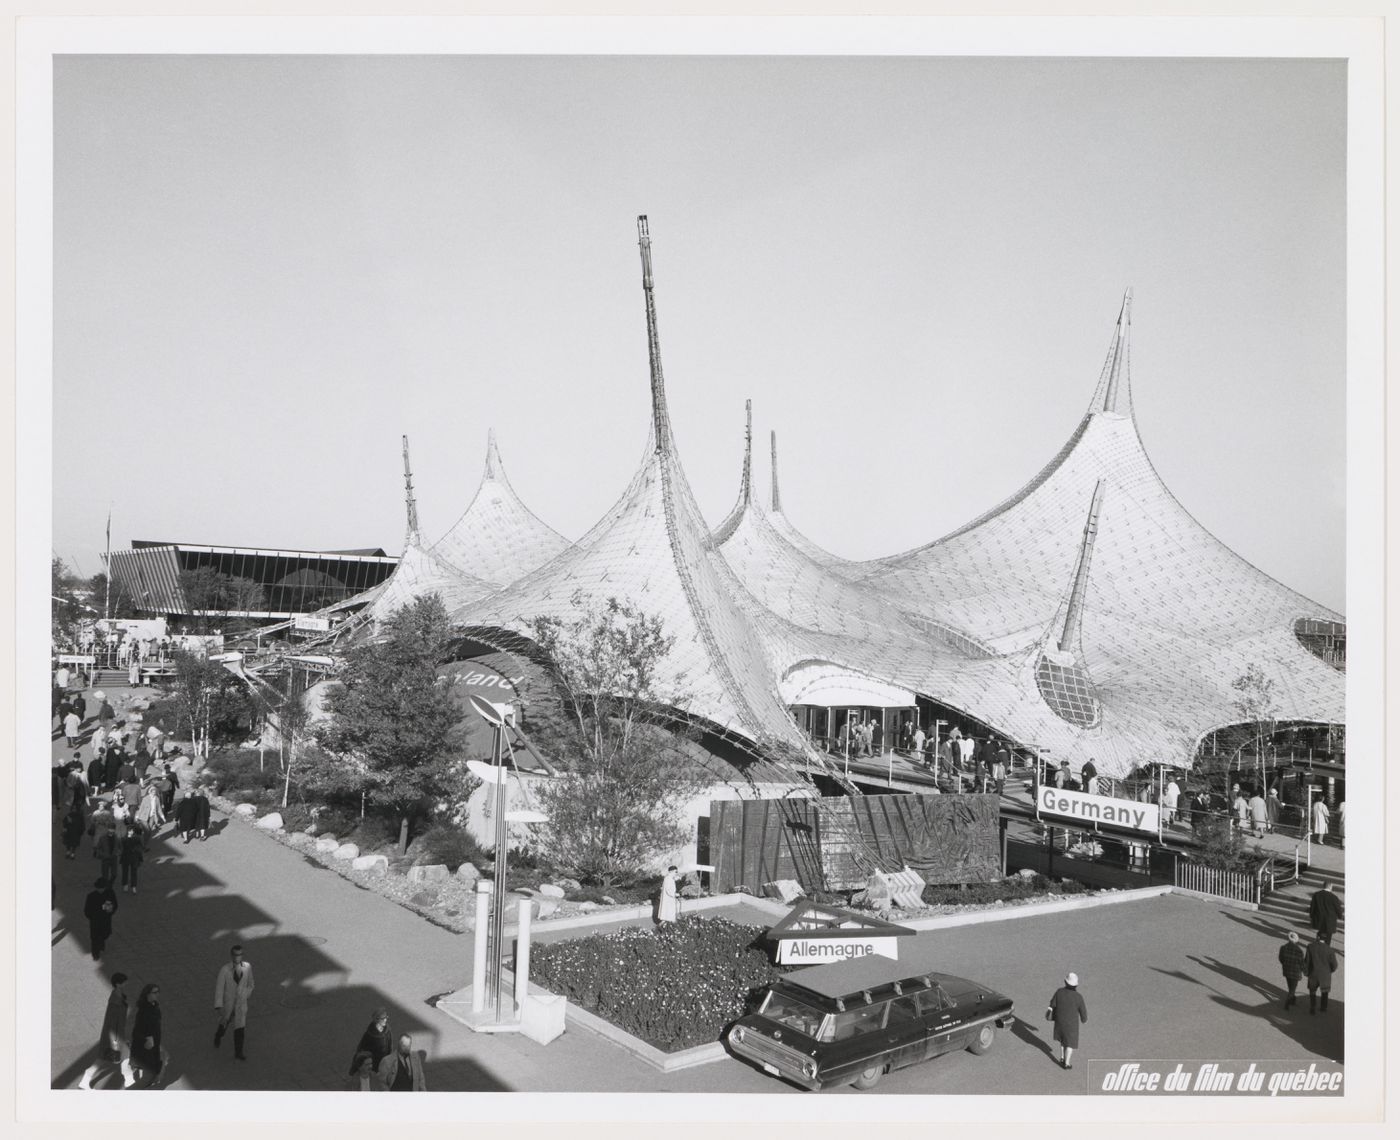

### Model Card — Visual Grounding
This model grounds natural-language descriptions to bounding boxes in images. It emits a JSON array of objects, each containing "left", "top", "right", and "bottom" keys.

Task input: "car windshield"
[{"left": 760, "top": 991, "right": 828, "bottom": 1039}]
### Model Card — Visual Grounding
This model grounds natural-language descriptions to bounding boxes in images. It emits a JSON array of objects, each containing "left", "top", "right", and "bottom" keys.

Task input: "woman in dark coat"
[
  {"left": 83, "top": 877, "right": 118, "bottom": 961},
  {"left": 1047, "top": 972, "right": 1088, "bottom": 1070},
  {"left": 351, "top": 1009, "right": 394, "bottom": 1073},
  {"left": 174, "top": 792, "right": 199, "bottom": 843},
  {"left": 193, "top": 789, "right": 211, "bottom": 840},
  {"left": 128, "top": 984, "right": 165, "bottom": 1088},
  {"left": 61, "top": 803, "right": 87, "bottom": 859}
]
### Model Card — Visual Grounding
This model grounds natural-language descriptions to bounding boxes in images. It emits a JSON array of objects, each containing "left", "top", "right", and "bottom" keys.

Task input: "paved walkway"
[{"left": 51, "top": 695, "right": 1344, "bottom": 1095}]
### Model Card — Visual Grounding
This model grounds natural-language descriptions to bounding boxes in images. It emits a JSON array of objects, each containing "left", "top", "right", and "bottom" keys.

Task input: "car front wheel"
[
  {"left": 966, "top": 1024, "right": 996, "bottom": 1055},
  {"left": 851, "top": 1063, "right": 885, "bottom": 1090}
]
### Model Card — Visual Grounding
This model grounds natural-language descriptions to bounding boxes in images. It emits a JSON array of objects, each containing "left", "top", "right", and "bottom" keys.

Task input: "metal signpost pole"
[{"left": 490, "top": 718, "right": 507, "bottom": 1023}]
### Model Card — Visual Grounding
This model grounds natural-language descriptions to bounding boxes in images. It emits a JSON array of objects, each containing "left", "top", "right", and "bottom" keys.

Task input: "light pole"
[{"left": 466, "top": 695, "right": 548, "bottom": 1025}]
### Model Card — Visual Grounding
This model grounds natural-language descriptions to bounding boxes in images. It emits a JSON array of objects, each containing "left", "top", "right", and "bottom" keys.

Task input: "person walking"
[
  {"left": 912, "top": 725, "right": 926, "bottom": 757},
  {"left": 86, "top": 750, "right": 106, "bottom": 795},
  {"left": 136, "top": 783, "right": 165, "bottom": 843},
  {"left": 1249, "top": 790, "right": 1269, "bottom": 838},
  {"left": 1277, "top": 932, "right": 1307, "bottom": 1009},
  {"left": 175, "top": 792, "right": 199, "bottom": 844},
  {"left": 79, "top": 972, "right": 133, "bottom": 1090},
  {"left": 1163, "top": 776, "right": 1181, "bottom": 825},
  {"left": 991, "top": 751, "right": 1007, "bottom": 797},
  {"left": 146, "top": 720, "right": 165, "bottom": 761},
  {"left": 61, "top": 802, "right": 87, "bottom": 860},
  {"left": 655, "top": 865, "right": 679, "bottom": 925},
  {"left": 1311, "top": 797, "right": 1330, "bottom": 845},
  {"left": 213, "top": 944, "right": 255, "bottom": 1060},
  {"left": 83, "top": 877, "right": 118, "bottom": 961},
  {"left": 63, "top": 708, "right": 81, "bottom": 748},
  {"left": 376, "top": 1034, "right": 427, "bottom": 1091},
  {"left": 1046, "top": 972, "right": 1088, "bottom": 1070},
  {"left": 1309, "top": 881, "right": 1343, "bottom": 945},
  {"left": 870, "top": 718, "right": 883, "bottom": 756},
  {"left": 351, "top": 1009, "right": 394, "bottom": 1075},
  {"left": 1266, "top": 787, "right": 1282, "bottom": 834},
  {"left": 1232, "top": 787, "right": 1249, "bottom": 832},
  {"left": 1304, "top": 935, "right": 1340, "bottom": 1014},
  {"left": 119, "top": 823, "right": 145, "bottom": 894},
  {"left": 128, "top": 984, "right": 166, "bottom": 1088},
  {"left": 194, "top": 787, "right": 212, "bottom": 841}
]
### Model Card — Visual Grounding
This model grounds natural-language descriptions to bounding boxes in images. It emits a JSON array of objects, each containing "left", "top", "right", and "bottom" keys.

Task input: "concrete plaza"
[{"left": 50, "top": 783, "right": 1343, "bottom": 1096}]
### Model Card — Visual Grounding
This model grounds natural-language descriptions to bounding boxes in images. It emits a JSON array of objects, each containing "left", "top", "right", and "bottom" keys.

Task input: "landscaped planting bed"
[{"left": 529, "top": 915, "right": 793, "bottom": 1052}]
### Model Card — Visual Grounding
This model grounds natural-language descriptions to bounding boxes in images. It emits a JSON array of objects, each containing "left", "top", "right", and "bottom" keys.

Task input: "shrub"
[
  {"left": 412, "top": 822, "right": 484, "bottom": 869},
  {"left": 347, "top": 815, "right": 398, "bottom": 851},
  {"left": 279, "top": 804, "right": 315, "bottom": 833},
  {"left": 207, "top": 749, "right": 282, "bottom": 796},
  {"left": 530, "top": 916, "right": 791, "bottom": 1052},
  {"left": 920, "top": 874, "right": 1085, "bottom": 907}
]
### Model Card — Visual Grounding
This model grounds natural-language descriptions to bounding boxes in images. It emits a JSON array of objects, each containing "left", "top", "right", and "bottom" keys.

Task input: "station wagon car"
[{"left": 727, "top": 957, "right": 1014, "bottom": 1091}]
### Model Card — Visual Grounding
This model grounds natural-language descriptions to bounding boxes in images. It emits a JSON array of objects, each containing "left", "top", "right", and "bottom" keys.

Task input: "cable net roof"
[
  {"left": 364, "top": 542, "right": 497, "bottom": 626},
  {"left": 841, "top": 294, "right": 1344, "bottom": 773},
  {"left": 431, "top": 430, "right": 570, "bottom": 587}
]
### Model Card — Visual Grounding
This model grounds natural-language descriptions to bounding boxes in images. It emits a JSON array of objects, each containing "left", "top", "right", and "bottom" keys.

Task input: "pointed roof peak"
[
  {"left": 711, "top": 401, "right": 755, "bottom": 545},
  {"left": 1091, "top": 288, "right": 1133, "bottom": 416},
  {"left": 482, "top": 427, "right": 508, "bottom": 486},
  {"left": 770, "top": 430, "right": 783, "bottom": 513}
]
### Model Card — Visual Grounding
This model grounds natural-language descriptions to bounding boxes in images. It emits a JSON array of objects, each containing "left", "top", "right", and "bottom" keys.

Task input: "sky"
[{"left": 52, "top": 54, "right": 1346, "bottom": 612}]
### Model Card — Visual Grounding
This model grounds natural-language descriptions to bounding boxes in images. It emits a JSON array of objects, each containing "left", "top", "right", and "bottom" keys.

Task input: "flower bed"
[{"left": 530, "top": 916, "right": 792, "bottom": 1052}]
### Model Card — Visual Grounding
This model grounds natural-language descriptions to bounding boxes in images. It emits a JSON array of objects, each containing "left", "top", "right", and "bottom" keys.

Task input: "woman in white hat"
[{"left": 1046, "top": 972, "right": 1088, "bottom": 1070}]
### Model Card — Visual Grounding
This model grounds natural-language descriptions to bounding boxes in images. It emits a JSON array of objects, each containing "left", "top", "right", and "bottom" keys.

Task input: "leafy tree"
[
  {"left": 315, "top": 594, "right": 467, "bottom": 853},
  {"left": 51, "top": 557, "right": 88, "bottom": 646},
  {"left": 274, "top": 665, "right": 315, "bottom": 809},
  {"left": 1231, "top": 663, "right": 1277, "bottom": 787},
  {"left": 526, "top": 595, "right": 710, "bottom": 887},
  {"left": 166, "top": 651, "right": 258, "bottom": 758},
  {"left": 86, "top": 572, "right": 142, "bottom": 619},
  {"left": 178, "top": 568, "right": 267, "bottom": 633}
]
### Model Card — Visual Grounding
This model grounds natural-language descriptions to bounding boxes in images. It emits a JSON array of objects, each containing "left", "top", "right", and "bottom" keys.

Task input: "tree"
[
  {"left": 177, "top": 568, "right": 267, "bottom": 633},
  {"left": 1231, "top": 664, "right": 1278, "bottom": 788},
  {"left": 526, "top": 595, "right": 710, "bottom": 887},
  {"left": 315, "top": 594, "right": 467, "bottom": 853},
  {"left": 166, "top": 651, "right": 258, "bottom": 758},
  {"left": 275, "top": 666, "right": 314, "bottom": 809},
  {"left": 86, "top": 572, "right": 142, "bottom": 619},
  {"left": 52, "top": 557, "right": 87, "bottom": 646}
]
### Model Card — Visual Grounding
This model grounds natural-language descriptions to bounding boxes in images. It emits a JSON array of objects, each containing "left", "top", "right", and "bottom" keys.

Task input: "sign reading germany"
[{"left": 1038, "top": 786, "right": 1160, "bottom": 833}]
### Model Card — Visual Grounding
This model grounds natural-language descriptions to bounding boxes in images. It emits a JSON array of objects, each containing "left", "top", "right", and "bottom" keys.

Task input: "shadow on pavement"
[
  {"left": 1007, "top": 1014, "right": 1057, "bottom": 1064},
  {"left": 51, "top": 811, "right": 515, "bottom": 1092},
  {"left": 1205, "top": 993, "right": 1343, "bottom": 1064},
  {"left": 1186, "top": 955, "right": 1278, "bottom": 1001},
  {"left": 1215, "top": 908, "right": 1303, "bottom": 941}
]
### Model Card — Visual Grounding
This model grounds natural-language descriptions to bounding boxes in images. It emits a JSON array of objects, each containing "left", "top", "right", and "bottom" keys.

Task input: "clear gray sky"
[{"left": 53, "top": 55, "right": 1345, "bottom": 612}]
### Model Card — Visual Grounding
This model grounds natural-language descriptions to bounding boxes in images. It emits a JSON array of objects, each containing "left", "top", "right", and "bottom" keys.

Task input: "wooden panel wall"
[{"left": 710, "top": 794, "right": 1002, "bottom": 894}]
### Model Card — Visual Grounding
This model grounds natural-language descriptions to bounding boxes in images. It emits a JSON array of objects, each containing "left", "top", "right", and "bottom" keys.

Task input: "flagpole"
[{"left": 104, "top": 507, "right": 112, "bottom": 620}]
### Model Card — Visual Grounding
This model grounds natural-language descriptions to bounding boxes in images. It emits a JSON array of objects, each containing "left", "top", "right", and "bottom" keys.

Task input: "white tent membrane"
[
  {"left": 448, "top": 219, "right": 819, "bottom": 765},
  {"left": 431, "top": 429, "right": 570, "bottom": 588},
  {"left": 843, "top": 292, "right": 1345, "bottom": 773}
]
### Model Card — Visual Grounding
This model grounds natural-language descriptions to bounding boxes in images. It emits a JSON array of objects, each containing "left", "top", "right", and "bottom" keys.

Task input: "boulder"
[
  {"left": 188, "top": 757, "right": 206, "bottom": 774},
  {"left": 233, "top": 803, "right": 257, "bottom": 819},
  {"left": 871, "top": 868, "right": 926, "bottom": 910},
  {"left": 455, "top": 863, "right": 481, "bottom": 885},
  {"left": 332, "top": 843, "right": 360, "bottom": 861},
  {"left": 601, "top": 896, "right": 619, "bottom": 906},
  {"left": 1015, "top": 868, "right": 1038, "bottom": 880},
  {"left": 407, "top": 864, "right": 450, "bottom": 885},
  {"left": 287, "top": 832, "right": 315, "bottom": 849},
  {"left": 314, "top": 835, "right": 340, "bottom": 853},
  {"left": 254, "top": 812, "right": 284, "bottom": 831},
  {"left": 353, "top": 854, "right": 389, "bottom": 875},
  {"left": 762, "top": 879, "right": 805, "bottom": 904},
  {"left": 555, "top": 877, "right": 582, "bottom": 892},
  {"left": 539, "top": 883, "right": 566, "bottom": 899},
  {"left": 576, "top": 901, "right": 600, "bottom": 913},
  {"left": 679, "top": 884, "right": 703, "bottom": 899},
  {"left": 536, "top": 898, "right": 560, "bottom": 919}
]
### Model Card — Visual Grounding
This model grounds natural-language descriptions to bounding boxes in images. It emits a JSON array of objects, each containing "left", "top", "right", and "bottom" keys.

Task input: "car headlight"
[
  {"left": 732, "top": 1026, "right": 745, "bottom": 1044},
  {"left": 801, "top": 1058, "right": 817, "bottom": 1079}
]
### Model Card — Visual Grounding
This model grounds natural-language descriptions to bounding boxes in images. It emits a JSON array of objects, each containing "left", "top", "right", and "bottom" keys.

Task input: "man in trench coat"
[{"left": 213, "top": 944, "right": 255, "bottom": 1060}]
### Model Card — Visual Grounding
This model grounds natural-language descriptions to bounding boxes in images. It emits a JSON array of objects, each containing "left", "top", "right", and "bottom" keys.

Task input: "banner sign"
[
  {"left": 778, "top": 936, "right": 899, "bottom": 965},
  {"left": 1038, "top": 786, "right": 1160, "bottom": 833},
  {"left": 293, "top": 616, "right": 331, "bottom": 632}
]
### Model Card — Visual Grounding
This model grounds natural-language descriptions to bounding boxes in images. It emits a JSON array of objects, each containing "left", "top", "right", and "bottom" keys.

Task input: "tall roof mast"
[{"left": 402, "top": 434, "right": 421, "bottom": 548}]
